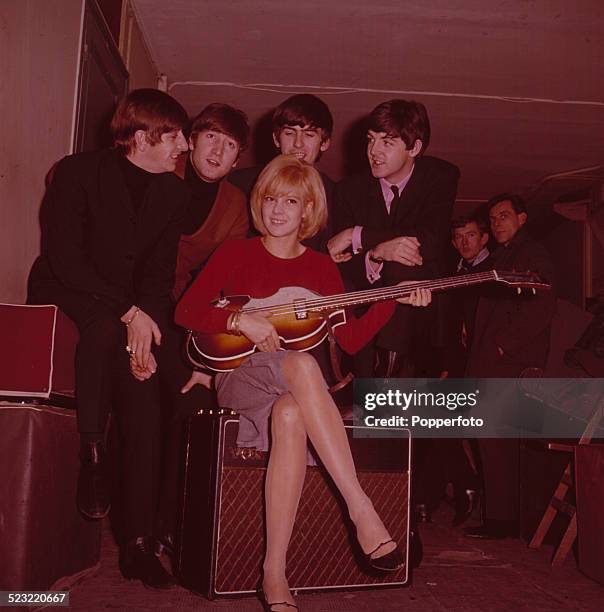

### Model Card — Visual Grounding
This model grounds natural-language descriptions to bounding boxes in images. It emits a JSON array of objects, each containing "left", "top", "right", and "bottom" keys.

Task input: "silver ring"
[{"left": 126, "top": 345, "right": 133, "bottom": 354}]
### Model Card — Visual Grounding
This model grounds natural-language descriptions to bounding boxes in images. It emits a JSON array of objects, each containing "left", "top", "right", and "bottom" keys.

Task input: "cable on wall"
[{"left": 168, "top": 80, "right": 604, "bottom": 108}]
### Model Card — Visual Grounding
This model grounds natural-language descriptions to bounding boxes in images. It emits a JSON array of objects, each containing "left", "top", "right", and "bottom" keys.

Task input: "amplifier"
[
  {"left": 176, "top": 411, "right": 411, "bottom": 599},
  {"left": 0, "top": 403, "right": 100, "bottom": 590},
  {"left": 0, "top": 304, "right": 77, "bottom": 400}
]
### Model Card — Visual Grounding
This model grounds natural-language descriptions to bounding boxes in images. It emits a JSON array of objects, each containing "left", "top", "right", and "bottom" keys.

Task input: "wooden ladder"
[{"left": 528, "top": 393, "right": 604, "bottom": 565}]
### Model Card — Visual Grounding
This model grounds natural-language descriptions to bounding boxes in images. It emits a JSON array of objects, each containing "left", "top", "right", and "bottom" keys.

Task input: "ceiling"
[{"left": 131, "top": 0, "right": 604, "bottom": 209}]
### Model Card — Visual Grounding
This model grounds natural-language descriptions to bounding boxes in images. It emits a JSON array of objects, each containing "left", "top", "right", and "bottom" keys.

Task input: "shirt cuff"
[
  {"left": 365, "top": 252, "right": 383, "bottom": 284},
  {"left": 352, "top": 226, "right": 363, "bottom": 254}
]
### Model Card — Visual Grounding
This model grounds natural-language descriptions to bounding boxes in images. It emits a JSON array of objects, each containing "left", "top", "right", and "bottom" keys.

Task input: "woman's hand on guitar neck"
[
  {"left": 396, "top": 285, "right": 432, "bottom": 307},
  {"left": 239, "top": 312, "right": 281, "bottom": 352}
]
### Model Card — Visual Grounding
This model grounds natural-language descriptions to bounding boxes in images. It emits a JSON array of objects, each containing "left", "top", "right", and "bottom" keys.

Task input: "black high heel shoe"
[
  {"left": 257, "top": 587, "right": 299, "bottom": 611},
  {"left": 366, "top": 540, "right": 404, "bottom": 572},
  {"left": 452, "top": 489, "right": 480, "bottom": 527}
]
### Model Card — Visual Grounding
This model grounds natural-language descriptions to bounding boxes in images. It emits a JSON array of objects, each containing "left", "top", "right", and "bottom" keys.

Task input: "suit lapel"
[
  {"left": 367, "top": 176, "right": 390, "bottom": 228},
  {"left": 392, "top": 162, "right": 424, "bottom": 226}
]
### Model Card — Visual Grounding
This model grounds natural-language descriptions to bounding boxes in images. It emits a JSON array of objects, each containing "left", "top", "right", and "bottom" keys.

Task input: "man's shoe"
[
  {"left": 155, "top": 533, "right": 175, "bottom": 559},
  {"left": 452, "top": 489, "right": 480, "bottom": 527},
  {"left": 77, "top": 440, "right": 111, "bottom": 519},
  {"left": 410, "top": 528, "right": 423, "bottom": 569},
  {"left": 464, "top": 520, "right": 519, "bottom": 540},
  {"left": 414, "top": 503, "right": 432, "bottom": 523},
  {"left": 120, "top": 536, "right": 175, "bottom": 590}
]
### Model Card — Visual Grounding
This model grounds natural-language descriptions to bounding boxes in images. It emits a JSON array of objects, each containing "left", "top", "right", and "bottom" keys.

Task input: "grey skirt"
[{"left": 215, "top": 350, "right": 319, "bottom": 463}]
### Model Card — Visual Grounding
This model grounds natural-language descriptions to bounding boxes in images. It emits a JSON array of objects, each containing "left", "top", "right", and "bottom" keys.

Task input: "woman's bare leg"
[
  {"left": 263, "top": 394, "right": 307, "bottom": 610},
  {"left": 281, "top": 352, "right": 396, "bottom": 558}
]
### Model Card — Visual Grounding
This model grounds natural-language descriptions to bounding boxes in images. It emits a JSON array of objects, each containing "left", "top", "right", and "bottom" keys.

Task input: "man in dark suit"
[
  {"left": 329, "top": 99, "right": 459, "bottom": 376},
  {"left": 28, "top": 89, "right": 191, "bottom": 588},
  {"left": 229, "top": 93, "right": 335, "bottom": 252},
  {"left": 441, "top": 215, "right": 492, "bottom": 377},
  {"left": 464, "top": 193, "right": 555, "bottom": 539},
  {"left": 415, "top": 215, "right": 490, "bottom": 524},
  {"left": 465, "top": 195, "right": 555, "bottom": 377}
]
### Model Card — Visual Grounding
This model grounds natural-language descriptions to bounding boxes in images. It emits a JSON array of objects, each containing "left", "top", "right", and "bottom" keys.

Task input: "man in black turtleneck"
[
  {"left": 152, "top": 104, "right": 250, "bottom": 556},
  {"left": 172, "top": 103, "right": 250, "bottom": 301},
  {"left": 28, "top": 89, "right": 190, "bottom": 589}
]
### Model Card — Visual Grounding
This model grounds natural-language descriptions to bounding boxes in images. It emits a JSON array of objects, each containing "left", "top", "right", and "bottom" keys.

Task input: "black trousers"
[
  {"left": 28, "top": 282, "right": 207, "bottom": 540},
  {"left": 414, "top": 438, "right": 480, "bottom": 508},
  {"left": 154, "top": 325, "right": 214, "bottom": 537},
  {"left": 478, "top": 438, "right": 519, "bottom": 522}
]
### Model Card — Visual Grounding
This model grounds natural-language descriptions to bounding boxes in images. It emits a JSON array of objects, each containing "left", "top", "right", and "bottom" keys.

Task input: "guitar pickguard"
[{"left": 243, "top": 286, "right": 320, "bottom": 316}]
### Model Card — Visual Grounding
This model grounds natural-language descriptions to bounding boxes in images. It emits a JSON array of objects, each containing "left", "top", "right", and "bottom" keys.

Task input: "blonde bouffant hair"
[{"left": 250, "top": 155, "right": 327, "bottom": 241}]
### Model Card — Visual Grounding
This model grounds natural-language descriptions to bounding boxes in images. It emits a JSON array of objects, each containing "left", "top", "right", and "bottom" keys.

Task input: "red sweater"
[{"left": 175, "top": 238, "right": 395, "bottom": 355}]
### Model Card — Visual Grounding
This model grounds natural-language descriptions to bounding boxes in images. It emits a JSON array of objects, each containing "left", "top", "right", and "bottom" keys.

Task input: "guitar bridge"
[{"left": 293, "top": 299, "right": 308, "bottom": 320}]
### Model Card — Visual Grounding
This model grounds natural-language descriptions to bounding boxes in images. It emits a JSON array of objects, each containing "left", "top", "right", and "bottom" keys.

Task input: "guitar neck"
[
  {"left": 309, "top": 270, "right": 498, "bottom": 312},
  {"left": 240, "top": 270, "right": 547, "bottom": 318}
]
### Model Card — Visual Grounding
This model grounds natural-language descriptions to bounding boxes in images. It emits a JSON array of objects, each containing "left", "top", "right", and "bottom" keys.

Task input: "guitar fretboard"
[{"left": 244, "top": 270, "right": 500, "bottom": 317}]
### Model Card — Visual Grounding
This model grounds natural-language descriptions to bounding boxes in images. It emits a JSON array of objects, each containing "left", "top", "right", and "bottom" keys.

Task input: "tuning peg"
[
  {"left": 517, "top": 287, "right": 521, "bottom": 295},
  {"left": 532, "top": 288, "right": 536, "bottom": 295}
]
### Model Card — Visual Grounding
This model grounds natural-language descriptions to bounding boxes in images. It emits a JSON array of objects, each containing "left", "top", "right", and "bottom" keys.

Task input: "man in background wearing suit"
[
  {"left": 441, "top": 215, "right": 492, "bottom": 377},
  {"left": 415, "top": 215, "right": 490, "bottom": 524},
  {"left": 465, "top": 193, "right": 555, "bottom": 539},
  {"left": 465, "top": 195, "right": 554, "bottom": 378},
  {"left": 329, "top": 99, "right": 459, "bottom": 377}
]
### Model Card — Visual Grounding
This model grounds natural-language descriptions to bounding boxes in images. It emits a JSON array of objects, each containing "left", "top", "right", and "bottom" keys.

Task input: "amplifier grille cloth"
[{"left": 215, "top": 467, "right": 408, "bottom": 592}]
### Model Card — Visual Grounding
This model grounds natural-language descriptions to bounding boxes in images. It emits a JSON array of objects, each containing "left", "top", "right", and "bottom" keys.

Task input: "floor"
[{"left": 55, "top": 502, "right": 603, "bottom": 611}]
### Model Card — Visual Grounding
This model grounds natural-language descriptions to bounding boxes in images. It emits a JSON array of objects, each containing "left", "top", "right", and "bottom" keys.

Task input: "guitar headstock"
[{"left": 493, "top": 270, "right": 551, "bottom": 292}]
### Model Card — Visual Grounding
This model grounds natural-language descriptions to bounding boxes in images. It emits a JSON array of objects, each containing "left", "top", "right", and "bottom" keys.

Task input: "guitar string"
[
  {"left": 242, "top": 273, "right": 494, "bottom": 315},
  {"left": 241, "top": 271, "right": 545, "bottom": 317},
  {"left": 242, "top": 271, "right": 500, "bottom": 317}
]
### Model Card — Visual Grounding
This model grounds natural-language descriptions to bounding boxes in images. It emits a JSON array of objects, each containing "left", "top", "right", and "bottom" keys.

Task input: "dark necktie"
[{"left": 390, "top": 185, "right": 400, "bottom": 218}]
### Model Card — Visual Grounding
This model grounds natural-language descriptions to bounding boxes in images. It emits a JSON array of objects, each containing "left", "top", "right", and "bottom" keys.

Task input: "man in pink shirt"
[{"left": 329, "top": 99, "right": 459, "bottom": 377}]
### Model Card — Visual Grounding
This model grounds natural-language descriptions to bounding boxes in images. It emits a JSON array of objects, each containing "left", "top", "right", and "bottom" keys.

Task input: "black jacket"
[
  {"left": 333, "top": 156, "right": 459, "bottom": 286},
  {"left": 333, "top": 156, "right": 460, "bottom": 351},
  {"left": 465, "top": 229, "right": 555, "bottom": 377},
  {"left": 439, "top": 253, "right": 493, "bottom": 376},
  {"left": 29, "top": 149, "right": 189, "bottom": 318}
]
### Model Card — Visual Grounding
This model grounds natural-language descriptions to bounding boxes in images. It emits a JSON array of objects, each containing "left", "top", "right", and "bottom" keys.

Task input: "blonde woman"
[{"left": 176, "top": 155, "right": 430, "bottom": 611}]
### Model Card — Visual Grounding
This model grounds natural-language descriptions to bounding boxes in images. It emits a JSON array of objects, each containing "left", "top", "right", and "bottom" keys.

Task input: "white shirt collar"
[
  {"left": 379, "top": 165, "right": 415, "bottom": 204},
  {"left": 457, "top": 247, "right": 490, "bottom": 272}
]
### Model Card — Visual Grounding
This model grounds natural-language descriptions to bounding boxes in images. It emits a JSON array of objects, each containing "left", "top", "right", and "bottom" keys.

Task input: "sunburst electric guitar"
[{"left": 185, "top": 270, "right": 550, "bottom": 372}]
